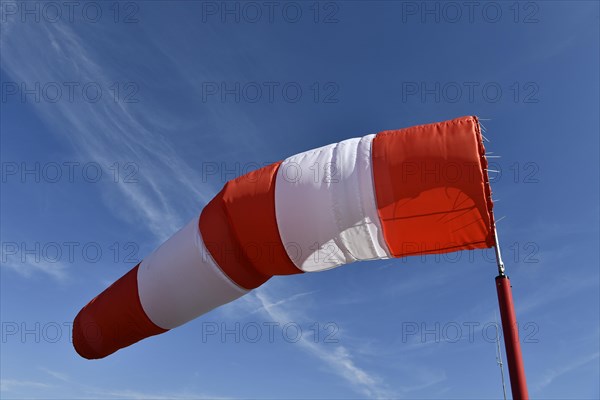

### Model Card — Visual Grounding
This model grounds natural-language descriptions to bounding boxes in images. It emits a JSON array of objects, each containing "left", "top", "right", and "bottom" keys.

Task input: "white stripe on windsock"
[
  {"left": 274, "top": 135, "right": 391, "bottom": 272},
  {"left": 137, "top": 217, "right": 248, "bottom": 330}
]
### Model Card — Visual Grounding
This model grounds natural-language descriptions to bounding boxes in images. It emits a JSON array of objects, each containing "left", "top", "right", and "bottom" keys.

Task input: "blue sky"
[{"left": 1, "top": 1, "right": 598, "bottom": 398}]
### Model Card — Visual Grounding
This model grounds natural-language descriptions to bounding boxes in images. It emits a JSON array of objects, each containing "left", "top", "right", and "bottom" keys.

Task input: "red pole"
[{"left": 496, "top": 274, "right": 529, "bottom": 399}]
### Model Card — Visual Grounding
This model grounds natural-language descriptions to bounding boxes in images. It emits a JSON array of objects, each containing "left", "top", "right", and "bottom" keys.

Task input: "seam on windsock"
[
  {"left": 355, "top": 134, "right": 380, "bottom": 259},
  {"left": 135, "top": 263, "right": 176, "bottom": 332},
  {"left": 195, "top": 211, "right": 252, "bottom": 294},
  {"left": 329, "top": 141, "right": 355, "bottom": 264},
  {"left": 340, "top": 138, "right": 363, "bottom": 262},
  {"left": 199, "top": 186, "right": 269, "bottom": 289},
  {"left": 268, "top": 162, "right": 304, "bottom": 276},
  {"left": 366, "top": 133, "right": 393, "bottom": 258}
]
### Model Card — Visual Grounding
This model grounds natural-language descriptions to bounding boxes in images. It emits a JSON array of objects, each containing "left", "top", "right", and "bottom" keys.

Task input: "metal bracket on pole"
[{"left": 494, "top": 225, "right": 505, "bottom": 276}]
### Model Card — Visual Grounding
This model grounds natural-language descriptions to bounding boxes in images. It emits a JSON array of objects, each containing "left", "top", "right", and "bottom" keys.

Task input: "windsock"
[{"left": 73, "top": 116, "right": 495, "bottom": 359}]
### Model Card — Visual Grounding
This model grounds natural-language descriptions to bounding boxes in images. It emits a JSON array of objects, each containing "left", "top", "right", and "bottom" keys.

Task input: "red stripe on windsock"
[
  {"left": 200, "top": 162, "right": 302, "bottom": 290},
  {"left": 73, "top": 264, "right": 167, "bottom": 359},
  {"left": 371, "top": 116, "right": 495, "bottom": 257}
]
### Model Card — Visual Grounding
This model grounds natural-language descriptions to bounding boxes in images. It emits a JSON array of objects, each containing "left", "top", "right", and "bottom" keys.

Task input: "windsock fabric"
[{"left": 73, "top": 115, "right": 495, "bottom": 359}]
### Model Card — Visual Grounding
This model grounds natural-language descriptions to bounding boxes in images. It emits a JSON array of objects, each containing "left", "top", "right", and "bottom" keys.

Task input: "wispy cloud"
[
  {"left": 17, "top": 366, "right": 228, "bottom": 400},
  {"left": 251, "top": 288, "right": 393, "bottom": 399},
  {"left": 0, "top": 379, "right": 55, "bottom": 392},
  {"left": 535, "top": 351, "right": 599, "bottom": 391},
  {"left": 39, "top": 367, "right": 71, "bottom": 383},
  {"left": 396, "top": 369, "right": 447, "bottom": 394},
  {"left": 0, "top": 20, "right": 213, "bottom": 243},
  {"left": 246, "top": 290, "right": 316, "bottom": 316},
  {"left": 516, "top": 273, "right": 598, "bottom": 316},
  {"left": 87, "top": 389, "right": 229, "bottom": 400},
  {"left": 1, "top": 259, "right": 69, "bottom": 282}
]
